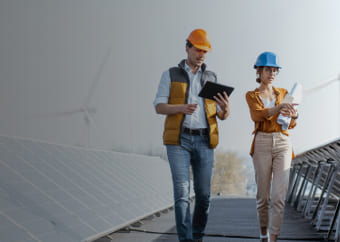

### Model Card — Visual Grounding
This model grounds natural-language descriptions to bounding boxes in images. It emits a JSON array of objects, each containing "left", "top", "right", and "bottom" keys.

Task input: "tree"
[{"left": 211, "top": 150, "right": 247, "bottom": 195}]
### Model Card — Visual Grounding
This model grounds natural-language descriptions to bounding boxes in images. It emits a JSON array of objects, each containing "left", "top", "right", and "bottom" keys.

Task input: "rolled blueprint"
[{"left": 277, "top": 82, "right": 303, "bottom": 130}]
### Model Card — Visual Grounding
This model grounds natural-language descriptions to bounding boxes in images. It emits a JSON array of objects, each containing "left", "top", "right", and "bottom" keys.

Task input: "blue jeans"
[{"left": 166, "top": 132, "right": 214, "bottom": 241}]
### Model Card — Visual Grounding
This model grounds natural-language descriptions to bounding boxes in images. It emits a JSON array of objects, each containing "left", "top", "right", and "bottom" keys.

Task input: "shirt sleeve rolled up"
[{"left": 153, "top": 70, "right": 171, "bottom": 107}]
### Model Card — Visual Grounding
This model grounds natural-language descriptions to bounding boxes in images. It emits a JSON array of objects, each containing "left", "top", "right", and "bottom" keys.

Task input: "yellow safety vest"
[{"left": 163, "top": 60, "right": 219, "bottom": 148}]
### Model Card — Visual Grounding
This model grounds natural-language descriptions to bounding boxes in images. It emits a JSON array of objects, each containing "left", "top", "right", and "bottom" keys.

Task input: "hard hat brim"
[
  {"left": 254, "top": 64, "right": 282, "bottom": 69},
  {"left": 193, "top": 44, "right": 212, "bottom": 52}
]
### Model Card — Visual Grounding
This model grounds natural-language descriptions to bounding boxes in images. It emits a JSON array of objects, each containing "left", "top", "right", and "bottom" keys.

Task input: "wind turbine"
[
  {"left": 78, "top": 48, "right": 112, "bottom": 147},
  {"left": 42, "top": 48, "right": 112, "bottom": 147}
]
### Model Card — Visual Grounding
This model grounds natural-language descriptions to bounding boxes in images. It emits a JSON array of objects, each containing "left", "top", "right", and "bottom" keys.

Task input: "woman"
[{"left": 245, "top": 52, "right": 298, "bottom": 242}]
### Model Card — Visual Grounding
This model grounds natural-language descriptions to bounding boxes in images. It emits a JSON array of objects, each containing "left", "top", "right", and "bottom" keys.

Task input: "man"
[{"left": 153, "top": 29, "right": 230, "bottom": 242}]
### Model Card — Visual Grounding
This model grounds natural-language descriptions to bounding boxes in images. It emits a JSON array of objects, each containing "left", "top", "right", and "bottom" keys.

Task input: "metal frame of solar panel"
[
  {"left": 0, "top": 135, "right": 174, "bottom": 242},
  {"left": 287, "top": 138, "right": 340, "bottom": 241}
]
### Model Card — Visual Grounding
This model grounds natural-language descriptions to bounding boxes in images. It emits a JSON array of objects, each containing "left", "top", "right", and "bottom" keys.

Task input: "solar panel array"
[{"left": 0, "top": 135, "right": 173, "bottom": 242}]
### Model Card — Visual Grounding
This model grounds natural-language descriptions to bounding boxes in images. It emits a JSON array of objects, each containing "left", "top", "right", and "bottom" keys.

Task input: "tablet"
[{"left": 198, "top": 81, "right": 234, "bottom": 100}]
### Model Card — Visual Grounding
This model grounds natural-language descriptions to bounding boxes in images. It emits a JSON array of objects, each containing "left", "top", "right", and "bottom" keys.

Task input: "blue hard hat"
[{"left": 254, "top": 52, "right": 281, "bottom": 69}]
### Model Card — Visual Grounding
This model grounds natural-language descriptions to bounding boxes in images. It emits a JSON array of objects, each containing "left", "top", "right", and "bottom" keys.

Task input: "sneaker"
[{"left": 259, "top": 233, "right": 268, "bottom": 242}]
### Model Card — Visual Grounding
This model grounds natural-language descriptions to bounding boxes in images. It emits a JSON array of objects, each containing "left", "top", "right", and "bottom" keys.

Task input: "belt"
[{"left": 183, "top": 128, "right": 209, "bottom": 136}]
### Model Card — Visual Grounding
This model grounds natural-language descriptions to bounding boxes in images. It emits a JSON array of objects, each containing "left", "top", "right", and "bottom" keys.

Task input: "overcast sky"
[{"left": 0, "top": 0, "right": 339, "bottom": 158}]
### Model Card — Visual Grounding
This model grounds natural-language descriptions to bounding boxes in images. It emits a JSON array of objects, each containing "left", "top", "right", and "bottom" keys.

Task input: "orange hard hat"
[{"left": 186, "top": 29, "right": 212, "bottom": 52}]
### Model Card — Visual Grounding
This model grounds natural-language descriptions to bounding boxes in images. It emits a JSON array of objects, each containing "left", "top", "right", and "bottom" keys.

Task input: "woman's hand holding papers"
[{"left": 280, "top": 103, "right": 298, "bottom": 117}]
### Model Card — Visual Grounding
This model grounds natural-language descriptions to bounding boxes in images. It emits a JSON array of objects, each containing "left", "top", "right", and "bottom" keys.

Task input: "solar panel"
[{"left": 0, "top": 135, "right": 173, "bottom": 242}]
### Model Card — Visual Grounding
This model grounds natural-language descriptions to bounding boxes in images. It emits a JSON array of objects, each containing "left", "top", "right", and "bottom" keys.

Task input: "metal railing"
[{"left": 287, "top": 138, "right": 340, "bottom": 241}]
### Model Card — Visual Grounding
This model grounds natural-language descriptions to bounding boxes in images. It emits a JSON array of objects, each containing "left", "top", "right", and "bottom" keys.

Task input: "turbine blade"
[
  {"left": 84, "top": 47, "right": 112, "bottom": 107},
  {"left": 304, "top": 75, "right": 340, "bottom": 94}
]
